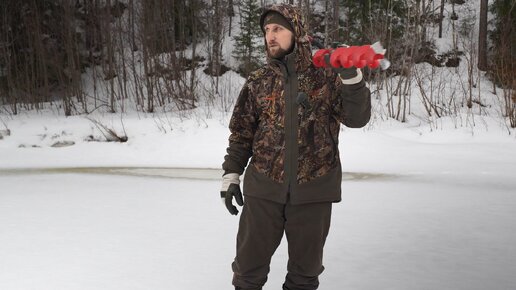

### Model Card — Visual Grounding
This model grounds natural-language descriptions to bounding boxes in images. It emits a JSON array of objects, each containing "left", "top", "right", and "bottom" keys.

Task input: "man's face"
[{"left": 264, "top": 23, "right": 294, "bottom": 59}]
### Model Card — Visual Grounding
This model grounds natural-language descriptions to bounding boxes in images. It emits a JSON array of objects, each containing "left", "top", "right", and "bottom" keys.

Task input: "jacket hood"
[{"left": 260, "top": 4, "right": 312, "bottom": 72}]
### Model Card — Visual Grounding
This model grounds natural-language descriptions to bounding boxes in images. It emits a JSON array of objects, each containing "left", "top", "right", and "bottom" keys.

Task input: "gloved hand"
[
  {"left": 324, "top": 54, "right": 363, "bottom": 85},
  {"left": 220, "top": 173, "right": 244, "bottom": 215}
]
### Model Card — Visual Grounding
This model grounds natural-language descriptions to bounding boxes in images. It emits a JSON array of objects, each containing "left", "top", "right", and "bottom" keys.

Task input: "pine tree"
[
  {"left": 489, "top": 0, "right": 515, "bottom": 87},
  {"left": 489, "top": 0, "right": 515, "bottom": 127},
  {"left": 340, "top": 0, "right": 407, "bottom": 45},
  {"left": 232, "top": 0, "right": 264, "bottom": 76}
]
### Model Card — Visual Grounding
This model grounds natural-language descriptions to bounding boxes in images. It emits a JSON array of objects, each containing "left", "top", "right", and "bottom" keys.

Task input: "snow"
[
  {"left": 1, "top": 0, "right": 516, "bottom": 289},
  {"left": 1, "top": 110, "right": 515, "bottom": 290},
  {"left": 1, "top": 157, "right": 515, "bottom": 289}
]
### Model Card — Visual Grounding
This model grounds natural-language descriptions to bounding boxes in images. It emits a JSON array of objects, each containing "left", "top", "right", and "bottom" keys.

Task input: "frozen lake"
[{"left": 1, "top": 169, "right": 515, "bottom": 290}]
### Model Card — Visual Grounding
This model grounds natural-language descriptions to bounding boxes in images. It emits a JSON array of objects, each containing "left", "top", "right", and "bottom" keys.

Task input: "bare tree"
[
  {"left": 478, "top": 0, "right": 488, "bottom": 71},
  {"left": 333, "top": 0, "right": 340, "bottom": 42},
  {"left": 211, "top": 0, "right": 225, "bottom": 78},
  {"left": 438, "top": 0, "right": 444, "bottom": 38},
  {"left": 228, "top": 0, "right": 235, "bottom": 37}
]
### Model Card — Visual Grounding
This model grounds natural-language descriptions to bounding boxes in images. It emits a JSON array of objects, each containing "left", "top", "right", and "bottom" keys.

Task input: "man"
[{"left": 221, "top": 4, "right": 371, "bottom": 290}]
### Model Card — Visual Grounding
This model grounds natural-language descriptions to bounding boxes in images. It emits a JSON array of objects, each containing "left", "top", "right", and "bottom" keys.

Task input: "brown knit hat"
[{"left": 262, "top": 11, "right": 294, "bottom": 33}]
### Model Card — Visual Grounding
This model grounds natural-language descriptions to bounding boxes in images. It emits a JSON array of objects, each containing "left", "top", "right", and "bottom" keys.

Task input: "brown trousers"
[{"left": 232, "top": 196, "right": 332, "bottom": 290}]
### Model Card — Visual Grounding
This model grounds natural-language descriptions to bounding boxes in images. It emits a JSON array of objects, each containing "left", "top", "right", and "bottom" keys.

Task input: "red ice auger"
[{"left": 312, "top": 41, "right": 390, "bottom": 70}]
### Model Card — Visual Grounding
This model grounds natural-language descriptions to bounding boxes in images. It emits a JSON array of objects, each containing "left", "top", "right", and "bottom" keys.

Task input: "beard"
[{"left": 268, "top": 44, "right": 293, "bottom": 59}]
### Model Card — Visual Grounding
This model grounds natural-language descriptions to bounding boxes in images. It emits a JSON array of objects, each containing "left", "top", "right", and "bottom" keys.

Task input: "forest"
[{"left": 0, "top": 0, "right": 514, "bottom": 126}]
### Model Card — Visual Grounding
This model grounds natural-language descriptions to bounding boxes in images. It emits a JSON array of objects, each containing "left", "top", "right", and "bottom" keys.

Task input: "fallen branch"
[{"left": 85, "top": 116, "right": 128, "bottom": 142}]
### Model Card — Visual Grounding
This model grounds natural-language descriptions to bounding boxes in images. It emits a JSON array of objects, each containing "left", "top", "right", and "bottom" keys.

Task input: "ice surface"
[{"left": 1, "top": 170, "right": 515, "bottom": 290}]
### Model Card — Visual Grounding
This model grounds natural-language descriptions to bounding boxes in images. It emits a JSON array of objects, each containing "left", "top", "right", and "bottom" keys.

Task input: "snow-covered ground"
[
  {"left": 1, "top": 0, "right": 515, "bottom": 288},
  {"left": 1, "top": 111, "right": 515, "bottom": 290},
  {"left": 1, "top": 164, "right": 515, "bottom": 290}
]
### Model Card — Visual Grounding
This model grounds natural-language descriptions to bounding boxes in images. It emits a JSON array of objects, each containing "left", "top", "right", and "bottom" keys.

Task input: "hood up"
[{"left": 260, "top": 4, "right": 313, "bottom": 73}]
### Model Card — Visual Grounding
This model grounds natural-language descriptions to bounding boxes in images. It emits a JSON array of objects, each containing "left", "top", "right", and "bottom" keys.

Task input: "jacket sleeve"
[
  {"left": 222, "top": 80, "right": 258, "bottom": 176},
  {"left": 331, "top": 77, "right": 372, "bottom": 128}
]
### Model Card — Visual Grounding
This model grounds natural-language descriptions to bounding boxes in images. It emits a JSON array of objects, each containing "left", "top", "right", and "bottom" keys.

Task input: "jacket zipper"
[
  {"left": 273, "top": 56, "right": 297, "bottom": 196},
  {"left": 287, "top": 56, "right": 297, "bottom": 194}
]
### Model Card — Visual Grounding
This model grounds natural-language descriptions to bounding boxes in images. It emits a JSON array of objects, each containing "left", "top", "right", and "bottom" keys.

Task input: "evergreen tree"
[
  {"left": 232, "top": 0, "right": 264, "bottom": 77},
  {"left": 489, "top": 0, "right": 515, "bottom": 87},
  {"left": 340, "top": 0, "right": 407, "bottom": 45}
]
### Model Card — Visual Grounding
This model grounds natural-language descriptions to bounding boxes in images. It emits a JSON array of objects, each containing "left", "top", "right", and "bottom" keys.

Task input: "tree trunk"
[
  {"left": 478, "top": 0, "right": 488, "bottom": 71},
  {"left": 421, "top": 0, "right": 427, "bottom": 43},
  {"left": 438, "top": 0, "right": 444, "bottom": 38},
  {"left": 190, "top": 0, "right": 198, "bottom": 108},
  {"left": 212, "top": 0, "right": 223, "bottom": 77},
  {"left": 228, "top": 0, "right": 234, "bottom": 37},
  {"left": 324, "top": 0, "right": 330, "bottom": 46},
  {"left": 333, "top": 0, "right": 340, "bottom": 42}
]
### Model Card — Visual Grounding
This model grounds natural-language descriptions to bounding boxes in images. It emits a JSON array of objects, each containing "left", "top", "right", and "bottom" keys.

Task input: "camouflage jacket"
[{"left": 222, "top": 4, "right": 371, "bottom": 204}]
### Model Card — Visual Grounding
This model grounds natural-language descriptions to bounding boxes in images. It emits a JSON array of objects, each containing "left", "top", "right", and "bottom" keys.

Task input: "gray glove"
[{"left": 220, "top": 173, "right": 243, "bottom": 215}]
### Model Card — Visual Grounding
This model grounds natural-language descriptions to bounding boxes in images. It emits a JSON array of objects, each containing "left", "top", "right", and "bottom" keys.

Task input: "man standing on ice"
[{"left": 221, "top": 4, "right": 371, "bottom": 290}]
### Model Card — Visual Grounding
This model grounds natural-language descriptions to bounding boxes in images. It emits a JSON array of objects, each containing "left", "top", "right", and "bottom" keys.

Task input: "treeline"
[
  {"left": 0, "top": 0, "right": 513, "bottom": 126},
  {"left": 0, "top": 0, "right": 212, "bottom": 115}
]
